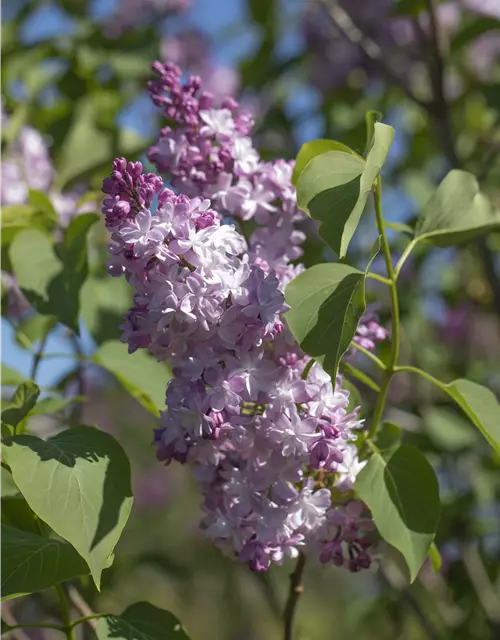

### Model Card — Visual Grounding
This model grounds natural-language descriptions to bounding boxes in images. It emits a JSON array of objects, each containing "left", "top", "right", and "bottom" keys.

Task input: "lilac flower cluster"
[{"left": 101, "top": 66, "right": 387, "bottom": 572}]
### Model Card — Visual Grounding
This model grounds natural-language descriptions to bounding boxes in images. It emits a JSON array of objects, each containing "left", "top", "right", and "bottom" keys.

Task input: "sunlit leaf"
[
  {"left": 285, "top": 264, "right": 365, "bottom": 379},
  {"left": 1, "top": 381, "right": 40, "bottom": 430},
  {"left": 295, "top": 123, "right": 394, "bottom": 257},
  {"left": 94, "top": 341, "right": 170, "bottom": 415},
  {"left": 356, "top": 444, "right": 441, "bottom": 582},
  {"left": 444, "top": 379, "right": 500, "bottom": 455},
  {"left": 3, "top": 427, "right": 133, "bottom": 589},
  {"left": 415, "top": 170, "right": 500, "bottom": 246}
]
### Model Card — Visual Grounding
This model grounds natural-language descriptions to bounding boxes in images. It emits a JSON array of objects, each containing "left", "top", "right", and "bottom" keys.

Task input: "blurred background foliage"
[{"left": 2, "top": 0, "right": 500, "bottom": 638}]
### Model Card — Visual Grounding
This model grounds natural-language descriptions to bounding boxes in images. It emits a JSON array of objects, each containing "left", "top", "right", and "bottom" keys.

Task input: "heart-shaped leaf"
[
  {"left": 94, "top": 341, "right": 171, "bottom": 415},
  {"left": 1, "top": 524, "right": 89, "bottom": 601},
  {"left": 355, "top": 444, "right": 441, "bottom": 582},
  {"left": 2, "top": 427, "right": 133, "bottom": 589},
  {"left": 2, "top": 381, "right": 40, "bottom": 431},
  {"left": 292, "top": 139, "right": 360, "bottom": 185},
  {"left": 444, "top": 379, "right": 500, "bottom": 455},
  {"left": 415, "top": 170, "right": 500, "bottom": 246},
  {"left": 295, "top": 123, "right": 394, "bottom": 257},
  {"left": 95, "top": 602, "right": 189, "bottom": 640},
  {"left": 285, "top": 263, "right": 365, "bottom": 379}
]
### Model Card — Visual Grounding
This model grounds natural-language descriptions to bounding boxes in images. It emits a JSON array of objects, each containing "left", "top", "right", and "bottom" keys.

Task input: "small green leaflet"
[
  {"left": 444, "top": 379, "right": 500, "bottom": 456},
  {"left": 95, "top": 602, "right": 190, "bottom": 640},
  {"left": 2, "top": 381, "right": 40, "bottom": 431},
  {"left": 355, "top": 444, "right": 441, "bottom": 582},
  {"left": 94, "top": 340, "right": 171, "bottom": 415},
  {"left": 285, "top": 263, "right": 365, "bottom": 380},
  {"left": 295, "top": 123, "right": 394, "bottom": 257},
  {"left": 415, "top": 170, "right": 500, "bottom": 246}
]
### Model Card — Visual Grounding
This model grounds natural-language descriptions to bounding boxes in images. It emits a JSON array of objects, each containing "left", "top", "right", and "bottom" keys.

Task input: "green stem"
[
  {"left": 56, "top": 584, "right": 75, "bottom": 640},
  {"left": 30, "top": 320, "right": 55, "bottom": 381},
  {"left": 393, "top": 365, "right": 447, "bottom": 392},
  {"left": 351, "top": 341, "right": 386, "bottom": 370},
  {"left": 301, "top": 359, "right": 315, "bottom": 381},
  {"left": 340, "top": 361, "right": 381, "bottom": 393},
  {"left": 394, "top": 238, "right": 418, "bottom": 280},
  {"left": 69, "top": 614, "right": 104, "bottom": 629},
  {"left": 368, "top": 178, "right": 401, "bottom": 440},
  {"left": 366, "top": 272, "right": 392, "bottom": 286}
]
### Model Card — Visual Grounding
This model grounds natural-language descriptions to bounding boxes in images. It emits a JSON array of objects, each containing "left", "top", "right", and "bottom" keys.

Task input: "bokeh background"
[{"left": 2, "top": 0, "right": 500, "bottom": 638}]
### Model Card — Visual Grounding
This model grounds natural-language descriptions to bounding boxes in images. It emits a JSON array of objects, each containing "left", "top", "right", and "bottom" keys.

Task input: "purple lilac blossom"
[{"left": 100, "top": 65, "right": 388, "bottom": 573}]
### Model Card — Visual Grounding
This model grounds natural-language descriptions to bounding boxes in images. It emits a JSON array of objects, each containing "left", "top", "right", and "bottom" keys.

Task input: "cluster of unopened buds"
[{"left": 101, "top": 63, "right": 388, "bottom": 573}]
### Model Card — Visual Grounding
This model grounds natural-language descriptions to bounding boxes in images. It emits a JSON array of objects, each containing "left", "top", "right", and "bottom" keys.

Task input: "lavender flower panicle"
[{"left": 100, "top": 66, "right": 388, "bottom": 573}]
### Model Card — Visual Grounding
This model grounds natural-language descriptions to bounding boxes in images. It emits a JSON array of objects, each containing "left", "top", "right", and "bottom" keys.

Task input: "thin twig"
[{"left": 283, "top": 553, "right": 306, "bottom": 640}]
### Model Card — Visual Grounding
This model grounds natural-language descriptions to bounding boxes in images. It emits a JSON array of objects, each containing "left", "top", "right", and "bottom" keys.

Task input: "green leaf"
[
  {"left": 9, "top": 216, "right": 98, "bottom": 333},
  {"left": 2, "top": 495, "right": 38, "bottom": 534},
  {"left": 391, "top": 0, "right": 426, "bottom": 16},
  {"left": 94, "top": 341, "right": 170, "bottom": 415},
  {"left": 56, "top": 99, "right": 112, "bottom": 188},
  {"left": 444, "top": 379, "right": 500, "bottom": 455},
  {"left": 451, "top": 17, "right": 500, "bottom": 52},
  {"left": 28, "top": 189, "right": 58, "bottom": 221},
  {"left": 292, "top": 139, "right": 360, "bottom": 186},
  {"left": 2, "top": 381, "right": 40, "bottom": 430},
  {"left": 95, "top": 602, "right": 189, "bottom": 640},
  {"left": 1, "top": 524, "right": 89, "bottom": 601},
  {"left": 1, "top": 204, "right": 56, "bottom": 247},
  {"left": 28, "top": 395, "right": 85, "bottom": 417},
  {"left": 9, "top": 229, "right": 61, "bottom": 315},
  {"left": 81, "top": 276, "right": 132, "bottom": 345},
  {"left": 2, "top": 427, "right": 133, "bottom": 589},
  {"left": 384, "top": 221, "right": 414, "bottom": 235},
  {"left": 295, "top": 123, "right": 394, "bottom": 257},
  {"left": 428, "top": 542, "right": 442, "bottom": 573},
  {"left": 15, "top": 314, "right": 54, "bottom": 351},
  {"left": 285, "top": 263, "right": 365, "bottom": 379},
  {"left": 355, "top": 444, "right": 441, "bottom": 582},
  {"left": 51, "top": 212, "right": 99, "bottom": 332},
  {"left": 1, "top": 364, "right": 24, "bottom": 386},
  {"left": 414, "top": 170, "right": 500, "bottom": 246},
  {"left": 249, "top": 0, "right": 274, "bottom": 28},
  {"left": 374, "top": 422, "right": 402, "bottom": 452},
  {"left": 1, "top": 467, "right": 19, "bottom": 498},
  {"left": 423, "top": 406, "right": 477, "bottom": 451}
]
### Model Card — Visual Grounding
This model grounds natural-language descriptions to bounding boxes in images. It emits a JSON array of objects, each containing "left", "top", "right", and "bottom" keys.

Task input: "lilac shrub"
[{"left": 100, "top": 64, "right": 387, "bottom": 573}]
